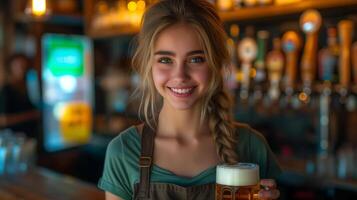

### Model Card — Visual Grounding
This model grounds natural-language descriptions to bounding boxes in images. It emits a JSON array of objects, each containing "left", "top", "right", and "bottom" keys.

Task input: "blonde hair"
[{"left": 132, "top": 0, "right": 238, "bottom": 164}]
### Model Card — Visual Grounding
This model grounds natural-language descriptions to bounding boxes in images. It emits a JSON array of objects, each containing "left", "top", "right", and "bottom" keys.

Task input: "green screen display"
[{"left": 45, "top": 36, "right": 84, "bottom": 76}]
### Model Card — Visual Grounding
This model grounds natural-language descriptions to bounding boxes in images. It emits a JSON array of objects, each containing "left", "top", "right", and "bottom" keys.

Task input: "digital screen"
[
  {"left": 45, "top": 36, "right": 84, "bottom": 76},
  {"left": 42, "top": 34, "right": 93, "bottom": 152}
]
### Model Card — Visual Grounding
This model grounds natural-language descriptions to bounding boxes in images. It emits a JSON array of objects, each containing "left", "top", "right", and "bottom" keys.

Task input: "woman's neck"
[{"left": 157, "top": 102, "right": 209, "bottom": 139}]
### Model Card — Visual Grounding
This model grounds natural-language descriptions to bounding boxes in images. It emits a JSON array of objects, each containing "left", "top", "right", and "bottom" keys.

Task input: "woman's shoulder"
[
  {"left": 233, "top": 122, "right": 282, "bottom": 178},
  {"left": 233, "top": 122, "right": 266, "bottom": 143},
  {"left": 107, "top": 125, "right": 141, "bottom": 153}
]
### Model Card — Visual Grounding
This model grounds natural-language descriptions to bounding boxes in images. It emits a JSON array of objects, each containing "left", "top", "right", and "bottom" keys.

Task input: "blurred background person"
[{"left": 0, "top": 53, "right": 40, "bottom": 138}]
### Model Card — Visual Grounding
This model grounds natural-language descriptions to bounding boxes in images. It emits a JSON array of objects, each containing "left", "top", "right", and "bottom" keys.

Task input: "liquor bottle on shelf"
[
  {"left": 337, "top": 20, "right": 353, "bottom": 105},
  {"left": 266, "top": 38, "right": 284, "bottom": 104},
  {"left": 281, "top": 31, "right": 301, "bottom": 109},
  {"left": 233, "top": 0, "right": 243, "bottom": 9},
  {"left": 243, "top": 0, "right": 257, "bottom": 7},
  {"left": 300, "top": 9, "right": 322, "bottom": 105},
  {"left": 237, "top": 33, "right": 257, "bottom": 102},
  {"left": 252, "top": 30, "right": 269, "bottom": 105}
]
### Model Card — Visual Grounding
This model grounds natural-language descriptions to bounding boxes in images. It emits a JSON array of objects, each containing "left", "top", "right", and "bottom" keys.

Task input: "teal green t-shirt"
[{"left": 98, "top": 123, "right": 282, "bottom": 200}]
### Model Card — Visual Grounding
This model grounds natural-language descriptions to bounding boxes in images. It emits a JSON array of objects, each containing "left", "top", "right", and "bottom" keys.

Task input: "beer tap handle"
[
  {"left": 254, "top": 30, "right": 269, "bottom": 83},
  {"left": 267, "top": 47, "right": 284, "bottom": 101},
  {"left": 302, "top": 33, "right": 319, "bottom": 84},
  {"left": 300, "top": 9, "right": 322, "bottom": 87},
  {"left": 298, "top": 9, "right": 322, "bottom": 107},
  {"left": 238, "top": 38, "right": 258, "bottom": 100},
  {"left": 282, "top": 31, "right": 301, "bottom": 95},
  {"left": 252, "top": 30, "right": 269, "bottom": 104},
  {"left": 338, "top": 20, "right": 354, "bottom": 88}
]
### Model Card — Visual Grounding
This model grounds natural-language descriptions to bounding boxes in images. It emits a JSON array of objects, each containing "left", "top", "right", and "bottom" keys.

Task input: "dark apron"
[{"left": 133, "top": 124, "right": 216, "bottom": 200}]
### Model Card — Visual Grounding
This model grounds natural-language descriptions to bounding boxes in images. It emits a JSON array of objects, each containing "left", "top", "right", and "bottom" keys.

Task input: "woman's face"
[
  {"left": 10, "top": 58, "right": 27, "bottom": 82},
  {"left": 152, "top": 23, "right": 211, "bottom": 111}
]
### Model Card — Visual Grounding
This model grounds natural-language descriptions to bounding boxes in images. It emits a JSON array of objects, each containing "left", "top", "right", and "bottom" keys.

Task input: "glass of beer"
[{"left": 216, "top": 163, "right": 260, "bottom": 200}]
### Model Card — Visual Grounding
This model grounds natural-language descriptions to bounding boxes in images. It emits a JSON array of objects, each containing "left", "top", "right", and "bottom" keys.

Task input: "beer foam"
[{"left": 216, "top": 163, "right": 260, "bottom": 186}]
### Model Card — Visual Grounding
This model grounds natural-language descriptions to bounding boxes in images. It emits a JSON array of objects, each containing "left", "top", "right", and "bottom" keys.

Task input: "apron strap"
[{"left": 135, "top": 123, "right": 155, "bottom": 199}]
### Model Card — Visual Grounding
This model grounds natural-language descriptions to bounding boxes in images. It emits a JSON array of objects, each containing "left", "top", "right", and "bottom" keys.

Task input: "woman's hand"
[{"left": 258, "top": 179, "right": 280, "bottom": 199}]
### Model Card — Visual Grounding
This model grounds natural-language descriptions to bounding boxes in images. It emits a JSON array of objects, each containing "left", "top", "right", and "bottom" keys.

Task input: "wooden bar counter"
[{"left": 0, "top": 167, "right": 104, "bottom": 200}]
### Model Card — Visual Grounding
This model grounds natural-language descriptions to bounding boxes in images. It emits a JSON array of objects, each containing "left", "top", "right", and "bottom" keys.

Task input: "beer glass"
[{"left": 216, "top": 163, "right": 260, "bottom": 200}]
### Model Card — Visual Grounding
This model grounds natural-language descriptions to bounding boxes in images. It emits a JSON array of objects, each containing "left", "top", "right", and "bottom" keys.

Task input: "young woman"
[{"left": 98, "top": 0, "right": 282, "bottom": 199}]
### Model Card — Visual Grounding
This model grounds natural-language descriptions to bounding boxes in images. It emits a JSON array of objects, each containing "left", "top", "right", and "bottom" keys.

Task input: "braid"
[{"left": 208, "top": 86, "right": 238, "bottom": 165}]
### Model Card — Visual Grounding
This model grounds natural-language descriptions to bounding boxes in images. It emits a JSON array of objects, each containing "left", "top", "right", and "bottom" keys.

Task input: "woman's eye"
[
  {"left": 158, "top": 57, "right": 173, "bottom": 64},
  {"left": 189, "top": 56, "right": 205, "bottom": 63}
]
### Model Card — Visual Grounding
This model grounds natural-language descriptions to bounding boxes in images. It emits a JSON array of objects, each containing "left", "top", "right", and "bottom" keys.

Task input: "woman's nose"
[{"left": 173, "top": 61, "right": 189, "bottom": 79}]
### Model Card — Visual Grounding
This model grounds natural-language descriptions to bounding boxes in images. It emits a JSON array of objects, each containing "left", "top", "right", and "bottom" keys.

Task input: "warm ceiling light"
[
  {"left": 25, "top": 0, "right": 50, "bottom": 19},
  {"left": 32, "top": 0, "right": 46, "bottom": 16},
  {"left": 137, "top": 0, "right": 146, "bottom": 11},
  {"left": 127, "top": 1, "right": 137, "bottom": 12}
]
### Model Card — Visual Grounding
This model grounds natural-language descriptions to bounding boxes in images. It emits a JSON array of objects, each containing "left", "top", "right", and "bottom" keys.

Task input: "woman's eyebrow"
[
  {"left": 154, "top": 50, "right": 204, "bottom": 56},
  {"left": 187, "top": 50, "right": 204, "bottom": 56},
  {"left": 154, "top": 50, "right": 175, "bottom": 56}
]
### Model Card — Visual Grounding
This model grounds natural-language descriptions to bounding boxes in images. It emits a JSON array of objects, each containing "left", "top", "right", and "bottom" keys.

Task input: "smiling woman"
[{"left": 98, "top": 1, "right": 282, "bottom": 200}]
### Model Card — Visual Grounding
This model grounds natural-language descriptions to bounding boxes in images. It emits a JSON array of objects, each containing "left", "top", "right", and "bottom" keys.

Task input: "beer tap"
[
  {"left": 238, "top": 35, "right": 258, "bottom": 102},
  {"left": 252, "top": 30, "right": 269, "bottom": 104},
  {"left": 267, "top": 38, "right": 284, "bottom": 104},
  {"left": 337, "top": 20, "right": 354, "bottom": 105},
  {"left": 281, "top": 31, "right": 301, "bottom": 108},
  {"left": 300, "top": 9, "right": 322, "bottom": 105},
  {"left": 317, "top": 36, "right": 337, "bottom": 157}
]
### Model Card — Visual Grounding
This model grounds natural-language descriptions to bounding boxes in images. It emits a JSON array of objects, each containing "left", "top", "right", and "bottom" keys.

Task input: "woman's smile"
[{"left": 167, "top": 86, "right": 196, "bottom": 97}]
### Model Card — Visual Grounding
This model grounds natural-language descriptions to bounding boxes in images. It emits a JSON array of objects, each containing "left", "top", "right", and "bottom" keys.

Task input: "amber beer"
[{"left": 216, "top": 163, "right": 260, "bottom": 200}]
